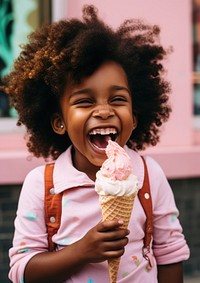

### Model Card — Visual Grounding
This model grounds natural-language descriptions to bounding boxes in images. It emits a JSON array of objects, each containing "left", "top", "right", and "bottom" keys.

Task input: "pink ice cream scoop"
[
  {"left": 95, "top": 140, "right": 138, "bottom": 196},
  {"left": 100, "top": 140, "right": 133, "bottom": 181}
]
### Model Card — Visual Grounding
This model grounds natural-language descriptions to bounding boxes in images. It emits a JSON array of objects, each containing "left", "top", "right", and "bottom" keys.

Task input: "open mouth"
[{"left": 89, "top": 127, "right": 117, "bottom": 150}]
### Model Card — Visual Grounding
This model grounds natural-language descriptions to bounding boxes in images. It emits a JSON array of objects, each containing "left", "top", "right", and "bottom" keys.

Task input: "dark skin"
[
  {"left": 25, "top": 220, "right": 183, "bottom": 283},
  {"left": 25, "top": 220, "right": 130, "bottom": 283},
  {"left": 158, "top": 262, "right": 183, "bottom": 283},
  {"left": 24, "top": 62, "right": 183, "bottom": 282}
]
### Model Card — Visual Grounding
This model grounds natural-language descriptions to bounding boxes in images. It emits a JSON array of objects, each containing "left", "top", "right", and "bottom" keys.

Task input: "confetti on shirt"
[
  {"left": 122, "top": 271, "right": 129, "bottom": 278},
  {"left": 132, "top": 255, "right": 141, "bottom": 267},
  {"left": 17, "top": 248, "right": 30, "bottom": 254},
  {"left": 62, "top": 196, "right": 71, "bottom": 207},
  {"left": 57, "top": 237, "right": 73, "bottom": 245},
  {"left": 171, "top": 213, "right": 176, "bottom": 222},
  {"left": 25, "top": 211, "right": 38, "bottom": 221}
]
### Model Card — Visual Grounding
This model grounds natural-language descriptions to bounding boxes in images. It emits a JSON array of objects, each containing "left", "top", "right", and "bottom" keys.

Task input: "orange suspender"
[
  {"left": 44, "top": 163, "right": 62, "bottom": 252},
  {"left": 44, "top": 157, "right": 153, "bottom": 254},
  {"left": 139, "top": 157, "right": 153, "bottom": 250}
]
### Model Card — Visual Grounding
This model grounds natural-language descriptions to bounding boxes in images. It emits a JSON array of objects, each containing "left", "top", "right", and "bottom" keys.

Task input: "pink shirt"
[{"left": 9, "top": 146, "right": 190, "bottom": 283}]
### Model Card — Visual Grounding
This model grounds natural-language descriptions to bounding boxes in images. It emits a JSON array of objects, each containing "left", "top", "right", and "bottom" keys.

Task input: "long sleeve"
[
  {"left": 9, "top": 166, "right": 48, "bottom": 283},
  {"left": 145, "top": 156, "right": 190, "bottom": 264}
]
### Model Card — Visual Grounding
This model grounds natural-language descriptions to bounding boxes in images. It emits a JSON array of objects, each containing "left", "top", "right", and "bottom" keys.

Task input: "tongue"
[{"left": 90, "top": 134, "right": 111, "bottom": 149}]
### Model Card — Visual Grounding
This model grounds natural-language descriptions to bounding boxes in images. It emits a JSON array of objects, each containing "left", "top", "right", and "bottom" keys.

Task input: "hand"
[
  {"left": 24, "top": 220, "right": 129, "bottom": 283},
  {"left": 77, "top": 219, "right": 130, "bottom": 264}
]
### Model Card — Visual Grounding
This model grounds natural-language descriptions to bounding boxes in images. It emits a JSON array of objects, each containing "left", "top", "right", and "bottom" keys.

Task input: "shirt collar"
[
  {"left": 53, "top": 145, "right": 144, "bottom": 194},
  {"left": 53, "top": 146, "right": 94, "bottom": 194}
]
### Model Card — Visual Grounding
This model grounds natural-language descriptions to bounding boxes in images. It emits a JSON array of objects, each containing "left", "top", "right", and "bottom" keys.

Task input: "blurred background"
[{"left": 0, "top": 0, "right": 199, "bottom": 282}]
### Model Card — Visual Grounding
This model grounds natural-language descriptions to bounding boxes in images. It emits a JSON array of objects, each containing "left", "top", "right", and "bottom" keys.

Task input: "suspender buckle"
[{"left": 142, "top": 246, "right": 154, "bottom": 269}]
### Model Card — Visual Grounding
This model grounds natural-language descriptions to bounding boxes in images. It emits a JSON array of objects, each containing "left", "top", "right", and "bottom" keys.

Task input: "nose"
[{"left": 93, "top": 104, "right": 114, "bottom": 119}]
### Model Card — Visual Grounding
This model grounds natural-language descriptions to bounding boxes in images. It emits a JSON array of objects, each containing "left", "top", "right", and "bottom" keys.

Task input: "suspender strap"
[
  {"left": 44, "top": 157, "right": 153, "bottom": 254},
  {"left": 138, "top": 157, "right": 153, "bottom": 250},
  {"left": 44, "top": 163, "right": 62, "bottom": 252}
]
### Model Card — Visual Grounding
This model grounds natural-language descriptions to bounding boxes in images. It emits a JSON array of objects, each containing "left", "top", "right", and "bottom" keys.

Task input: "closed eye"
[
  {"left": 110, "top": 96, "right": 128, "bottom": 105},
  {"left": 73, "top": 98, "right": 94, "bottom": 107}
]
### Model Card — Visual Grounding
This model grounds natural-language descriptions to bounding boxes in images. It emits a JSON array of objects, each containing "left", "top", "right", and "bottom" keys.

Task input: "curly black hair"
[{"left": 1, "top": 5, "right": 171, "bottom": 159}]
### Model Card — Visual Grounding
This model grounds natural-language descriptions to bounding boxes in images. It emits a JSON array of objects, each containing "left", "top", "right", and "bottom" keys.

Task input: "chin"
[{"left": 90, "top": 156, "right": 106, "bottom": 168}]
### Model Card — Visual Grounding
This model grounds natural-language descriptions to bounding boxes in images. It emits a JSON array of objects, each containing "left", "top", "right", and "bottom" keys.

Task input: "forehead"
[{"left": 68, "top": 61, "right": 129, "bottom": 91}]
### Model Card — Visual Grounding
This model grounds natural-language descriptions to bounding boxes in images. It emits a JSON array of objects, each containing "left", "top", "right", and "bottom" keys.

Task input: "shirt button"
[
  {"left": 50, "top": 188, "right": 55, "bottom": 195},
  {"left": 144, "top": 193, "right": 150, "bottom": 199},
  {"left": 50, "top": 216, "right": 56, "bottom": 223}
]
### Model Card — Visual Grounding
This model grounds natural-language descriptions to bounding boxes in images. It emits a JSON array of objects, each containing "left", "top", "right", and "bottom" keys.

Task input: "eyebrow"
[
  {"left": 111, "top": 85, "right": 130, "bottom": 94},
  {"left": 71, "top": 88, "right": 92, "bottom": 96},
  {"left": 70, "top": 85, "right": 130, "bottom": 97}
]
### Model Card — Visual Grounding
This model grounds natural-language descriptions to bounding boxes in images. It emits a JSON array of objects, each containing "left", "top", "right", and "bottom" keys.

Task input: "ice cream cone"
[
  {"left": 99, "top": 191, "right": 137, "bottom": 283},
  {"left": 95, "top": 141, "right": 139, "bottom": 283}
]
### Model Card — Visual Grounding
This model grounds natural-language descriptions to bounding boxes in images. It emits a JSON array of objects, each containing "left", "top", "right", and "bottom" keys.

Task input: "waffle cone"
[{"left": 99, "top": 192, "right": 137, "bottom": 283}]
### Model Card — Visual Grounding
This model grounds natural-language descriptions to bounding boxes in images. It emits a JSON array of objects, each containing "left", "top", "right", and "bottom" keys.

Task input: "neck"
[{"left": 71, "top": 147, "right": 100, "bottom": 181}]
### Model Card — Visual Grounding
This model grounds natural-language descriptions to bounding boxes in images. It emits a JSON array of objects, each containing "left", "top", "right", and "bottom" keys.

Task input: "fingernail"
[{"left": 118, "top": 220, "right": 124, "bottom": 225}]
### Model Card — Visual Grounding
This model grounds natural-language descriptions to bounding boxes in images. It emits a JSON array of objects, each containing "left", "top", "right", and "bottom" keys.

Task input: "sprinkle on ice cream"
[{"left": 95, "top": 140, "right": 138, "bottom": 196}]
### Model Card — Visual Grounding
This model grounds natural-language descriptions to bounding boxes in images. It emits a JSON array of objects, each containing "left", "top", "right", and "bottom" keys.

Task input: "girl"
[{"left": 2, "top": 5, "right": 189, "bottom": 283}]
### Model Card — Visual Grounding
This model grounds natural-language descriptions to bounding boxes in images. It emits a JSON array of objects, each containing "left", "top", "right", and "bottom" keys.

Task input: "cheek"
[
  {"left": 121, "top": 109, "right": 135, "bottom": 138},
  {"left": 65, "top": 110, "right": 85, "bottom": 130},
  {"left": 121, "top": 108, "right": 134, "bottom": 126}
]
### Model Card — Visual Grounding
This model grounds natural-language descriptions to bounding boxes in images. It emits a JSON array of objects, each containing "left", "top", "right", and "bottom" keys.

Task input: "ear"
[{"left": 51, "top": 113, "right": 66, "bottom": 135}]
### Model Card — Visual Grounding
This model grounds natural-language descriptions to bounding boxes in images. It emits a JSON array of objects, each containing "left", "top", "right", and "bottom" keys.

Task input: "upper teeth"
[{"left": 89, "top": 128, "right": 117, "bottom": 135}]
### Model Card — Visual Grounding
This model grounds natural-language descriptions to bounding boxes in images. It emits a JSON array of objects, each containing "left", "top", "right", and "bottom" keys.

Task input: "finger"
[
  {"left": 103, "top": 247, "right": 126, "bottom": 259},
  {"left": 101, "top": 228, "right": 130, "bottom": 242},
  {"left": 104, "top": 237, "right": 129, "bottom": 251},
  {"left": 97, "top": 219, "right": 125, "bottom": 232}
]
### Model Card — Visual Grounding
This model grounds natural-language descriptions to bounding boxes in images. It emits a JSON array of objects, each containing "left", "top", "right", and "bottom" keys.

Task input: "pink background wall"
[
  {"left": 66, "top": 0, "right": 193, "bottom": 147},
  {"left": 0, "top": 0, "right": 199, "bottom": 184}
]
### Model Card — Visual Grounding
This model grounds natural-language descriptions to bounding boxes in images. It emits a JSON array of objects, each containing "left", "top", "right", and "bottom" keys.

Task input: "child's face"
[{"left": 52, "top": 61, "right": 136, "bottom": 174}]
